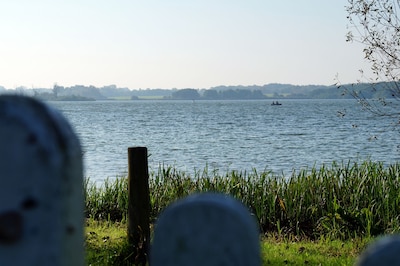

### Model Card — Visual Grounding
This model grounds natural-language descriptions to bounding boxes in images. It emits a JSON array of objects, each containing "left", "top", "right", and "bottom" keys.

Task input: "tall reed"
[{"left": 84, "top": 161, "right": 400, "bottom": 240}]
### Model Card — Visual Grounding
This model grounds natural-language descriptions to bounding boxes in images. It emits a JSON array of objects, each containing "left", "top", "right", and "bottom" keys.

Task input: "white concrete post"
[
  {"left": 0, "top": 95, "right": 84, "bottom": 265},
  {"left": 151, "top": 193, "right": 261, "bottom": 266}
]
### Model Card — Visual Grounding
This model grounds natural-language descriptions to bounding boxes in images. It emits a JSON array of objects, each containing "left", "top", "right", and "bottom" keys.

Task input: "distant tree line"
[
  {"left": 0, "top": 82, "right": 398, "bottom": 101},
  {"left": 170, "top": 88, "right": 266, "bottom": 100}
]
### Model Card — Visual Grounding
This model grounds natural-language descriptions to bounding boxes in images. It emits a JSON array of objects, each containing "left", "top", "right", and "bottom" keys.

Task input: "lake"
[{"left": 49, "top": 99, "right": 400, "bottom": 183}]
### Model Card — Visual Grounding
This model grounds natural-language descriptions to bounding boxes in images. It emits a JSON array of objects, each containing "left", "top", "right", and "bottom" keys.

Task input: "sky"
[{"left": 0, "top": 1, "right": 371, "bottom": 90}]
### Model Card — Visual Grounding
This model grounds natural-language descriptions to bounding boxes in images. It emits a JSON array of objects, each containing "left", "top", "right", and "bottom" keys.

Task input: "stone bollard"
[
  {"left": 0, "top": 95, "right": 84, "bottom": 265},
  {"left": 151, "top": 193, "right": 261, "bottom": 266},
  {"left": 356, "top": 235, "right": 400, "bottom": 266}
]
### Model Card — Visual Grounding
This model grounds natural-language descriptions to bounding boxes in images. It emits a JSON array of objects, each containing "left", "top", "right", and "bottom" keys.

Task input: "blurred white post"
[
  {"left": 357, "top": 235, "right": 400, "bottom": 266},
  {"left": 0, "top": 95, "right": 84, "bottom": 265},
  {"left": 151, "top": 193, "right": 261, "bottom": 266}
]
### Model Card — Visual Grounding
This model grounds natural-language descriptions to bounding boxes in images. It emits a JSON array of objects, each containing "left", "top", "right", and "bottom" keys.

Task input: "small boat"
[{"left": 271, "top": 101, "right": 282, "bottom": 106}]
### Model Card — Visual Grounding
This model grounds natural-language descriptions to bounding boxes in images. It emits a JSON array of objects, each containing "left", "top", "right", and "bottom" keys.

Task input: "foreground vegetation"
[
  {"left": 84, "top": 161, "right": 400, "bottom": 264},
  {"left": 85, "top": 161, "right": 400, "bottom": 240},
  {"left": 85, "top": 219, "right": 370, "bottom": 265}
]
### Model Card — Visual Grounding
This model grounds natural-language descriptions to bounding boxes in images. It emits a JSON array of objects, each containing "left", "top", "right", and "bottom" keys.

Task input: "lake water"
[{"left": 49, "top": 99, "right": 400, "bottom": 183}]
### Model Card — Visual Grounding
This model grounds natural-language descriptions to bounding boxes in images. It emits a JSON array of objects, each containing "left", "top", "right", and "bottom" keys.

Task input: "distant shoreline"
[{"left": 1, "top": 81, "right": 398, "bottom": 101}]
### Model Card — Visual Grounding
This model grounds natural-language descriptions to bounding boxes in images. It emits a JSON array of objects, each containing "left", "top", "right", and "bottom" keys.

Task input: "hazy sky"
[{"left": 0, "top": 1, "right": 370, "bottom": 89}]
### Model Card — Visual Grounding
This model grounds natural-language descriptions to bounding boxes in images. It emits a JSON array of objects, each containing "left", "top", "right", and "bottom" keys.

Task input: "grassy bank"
[
  {"left": 85, "top": 160, "right": 400, "bottom": 240},
  {"left": 85, "top": 219, "right": 370, "bottom": 265}
]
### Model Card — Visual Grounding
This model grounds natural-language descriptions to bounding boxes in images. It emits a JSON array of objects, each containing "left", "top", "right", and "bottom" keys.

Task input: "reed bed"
[{"left": 84, "top": 161, "right": 400, "bottom": 240}]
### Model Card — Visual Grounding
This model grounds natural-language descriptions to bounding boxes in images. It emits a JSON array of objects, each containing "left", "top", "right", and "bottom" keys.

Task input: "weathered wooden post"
[
  {"left": 127, "top": 146, "right": 150, "bottom": 265},
  {"left": 151, "top": 193, "right": 261, "bottom": 266},
  {"left": 0, "top": 95, "right": 84, "bottom": 265}
]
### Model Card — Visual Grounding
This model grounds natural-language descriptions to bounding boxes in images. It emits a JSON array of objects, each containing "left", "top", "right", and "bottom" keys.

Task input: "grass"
[
  {"left": 84, "top": 160, "right": 400, "bottom": 264},
  {"left": 85, "top": 219, "right": 137, "bottom": 265},
  {"left": 260, "top": 235, "right": 369, "bottom": 265},
  {"left": 107, "top": 96, "right": 132, "bottom": 100},
  {"left": 85, "top": 219, "right": 371, "bottom": 265},
  {"left": 85, "top": 160, "right": 400, "bottom": 240},
  {"left": 106, "top": 96, "right": 166, "bottom": 100},
  {"left": 137, "top": 96, "right": 165, "bottom": 100}
]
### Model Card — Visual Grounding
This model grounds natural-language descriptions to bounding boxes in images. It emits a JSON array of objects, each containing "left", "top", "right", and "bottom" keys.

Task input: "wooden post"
[
  {"left": 127, "top": 147, "right": 150, "bottom": 265},
  {"left": 0, "top": 95, "right": 84, "bottom": 265}
]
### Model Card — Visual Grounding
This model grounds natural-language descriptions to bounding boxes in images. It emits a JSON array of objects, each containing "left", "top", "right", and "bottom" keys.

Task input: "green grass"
[
  {"left": 84, "top": 161, "right": 399, "bottom": 264},
  {"left": 138, "top": 96, "right": 165, "bottom": 100},
  {"left": 85, "top": 219, "right": 133, "bottom": 265},
  {"left": 106, "top": 96, "right": 133, "bottom": 100},
  {"left": 84, "top": 219, "right": 371, "bottom": 265},
  {"left": 260, "top": 234, "right": 373, "bottom": 265},
  {"left": 85, "top": 160, "right": 400, "bottom": 240},
  {"left": 84, "top": 161, "right": 400, "bottom": 265}
]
